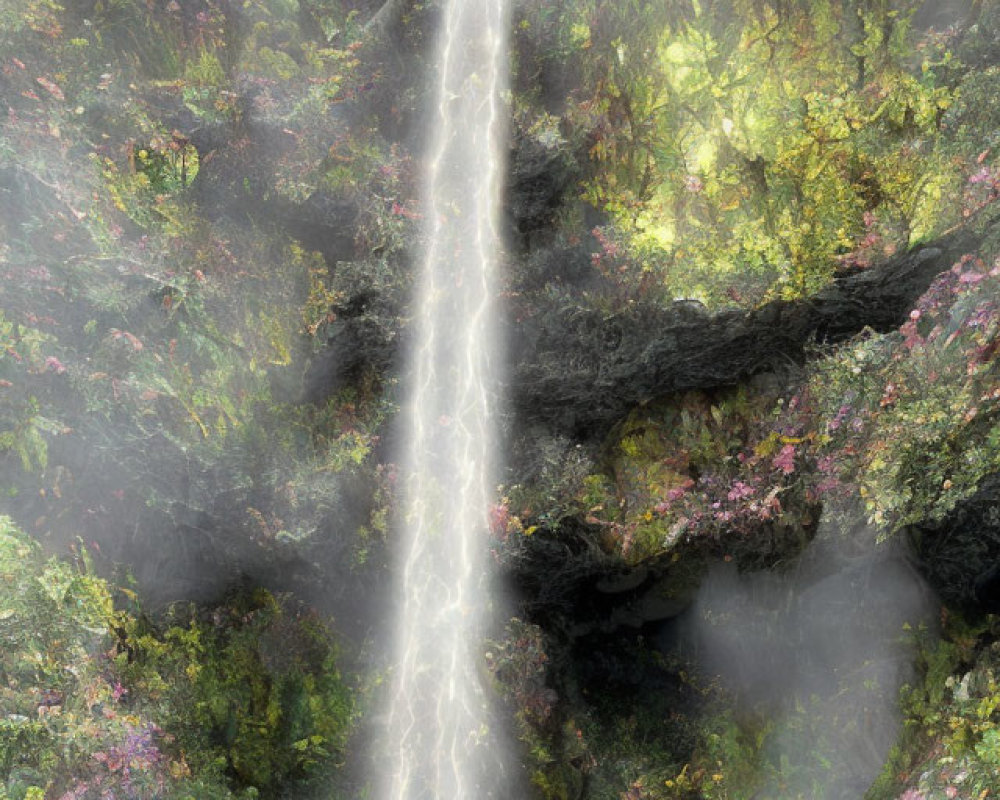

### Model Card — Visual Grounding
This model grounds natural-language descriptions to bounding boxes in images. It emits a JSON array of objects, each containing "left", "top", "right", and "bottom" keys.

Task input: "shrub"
[
  {"left": 0, "top": 516, "right": 356, "bottom": 799},
  {"left": 115, "top": 587, "right": 357, "bottom": 797}
]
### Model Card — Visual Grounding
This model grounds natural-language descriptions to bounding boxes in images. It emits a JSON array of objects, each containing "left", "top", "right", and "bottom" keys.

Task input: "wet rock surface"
[
  {"left": 505, "top": 132, "right": 579, "bottom": 249},
  {"left": 511, "top": 230, "right": 980, "bottom": 440},
  {"left": 909, "top": 471, "right": 1000, "bottom": 613}
]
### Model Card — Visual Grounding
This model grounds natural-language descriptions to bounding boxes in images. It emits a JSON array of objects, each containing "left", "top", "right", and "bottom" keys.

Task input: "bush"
[
  {"left": 116, "top": 587, "right": 357, "bottom": 797},
  {"left": 0, "top": 514, "right": 195, "bottom": 799},
  {"left": 0, "top": 516, "right": 356, "bottom": 799}
]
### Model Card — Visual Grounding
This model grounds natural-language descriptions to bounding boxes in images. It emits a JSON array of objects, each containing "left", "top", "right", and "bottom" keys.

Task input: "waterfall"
[{"left": 381, "top": 0, "right": 511, "bottom": 798}]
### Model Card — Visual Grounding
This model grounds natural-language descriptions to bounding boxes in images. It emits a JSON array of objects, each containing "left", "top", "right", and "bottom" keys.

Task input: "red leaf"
[{"left": 35, "top": 76, "right": 64, "bottom": 101}]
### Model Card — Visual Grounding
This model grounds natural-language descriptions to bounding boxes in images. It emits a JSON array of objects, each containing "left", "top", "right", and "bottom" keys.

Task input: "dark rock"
[
  {"left": 193, "top": 136, "right": 360, "bottom": 266},
  {"left": 909, "top": 471, "right": 1000, "bottom": 612},
  {"left": 303, "top": 257, "right": 407, "bottom": 403},
  {"left": 306, "top": 312, "right": 397, "bottom": 399},
  {"left": 511, "top": 229, "right": 979, "bottom": 441},
  {"left": 272, "top": 190, "right": 360, "bottom": 265},
  {"left": 595, "top": 566, "right": 648, "bottom": 594},
  {"left": 974, "top": 562, "right": 1000, "bottom": 614},
  {"left": 505, "top": 518, "right": 706, "bottom": 640},
  {"left": 512, "top": 243, "right": 602, "bottom": 293},
  {"left": 505, "top": 132, "right": 578, "bottom": 249}
]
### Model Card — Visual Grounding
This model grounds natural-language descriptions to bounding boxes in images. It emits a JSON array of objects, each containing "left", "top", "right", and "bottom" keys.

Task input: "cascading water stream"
[{"left": 382, "top": 1, "right": 511, "bottom": 798}]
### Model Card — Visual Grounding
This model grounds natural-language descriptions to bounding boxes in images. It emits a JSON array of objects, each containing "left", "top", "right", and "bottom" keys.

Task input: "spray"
[
  {"left": 381, "top": 0, "right": 511, "bottom": 797},
  {"left": 683, "top": 502, "right": 935, "bottom": 798}
]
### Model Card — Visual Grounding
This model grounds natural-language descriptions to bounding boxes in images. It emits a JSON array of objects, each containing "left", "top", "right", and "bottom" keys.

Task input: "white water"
[{"left": 382, "top": 1, "right": 510, "bottom": 798}]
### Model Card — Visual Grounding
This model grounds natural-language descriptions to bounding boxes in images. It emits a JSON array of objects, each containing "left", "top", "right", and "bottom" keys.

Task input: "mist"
[{"left": 678, "top": 502, "right": 936, "bottom": 798}]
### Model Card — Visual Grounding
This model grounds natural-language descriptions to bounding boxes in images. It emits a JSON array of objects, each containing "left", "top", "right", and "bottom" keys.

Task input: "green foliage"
[
  {"left": 655, "top": 631, "right": 947, "bottom": 800},
  {"left": 866, "top": 617, "right": 1000, "bottom": 800},
  {"left": 184, "top": 50, "right": 226, "bottom": 86},
  {"left": 5, "top": 2, "right": 1000, "bottom": 799},
  {"left": 0, "top": 48, "right": 394, "bottom": 562},
  {"left": 0, "top": 516, "right": 110, "bottom": 693},
  {"left": 0, "top": 6, "right": 376, "bottom": 790},
  {"left": 0, "top": 515, "right": 220, "bottom": 799},
  {"left": 515, "top": 0, "right": 983, "bottom": 305},
  {"left": 0, "top": 0, "right": 61, "bottom": 43},
  {"left": 0, "top": 515, "right": 356, "bottom": 798},
  {"left": 807, "top": 252, "right": 1000, "bottom": 535},
  {"left": 566, "top": 239, "right": 1000, "bottom": 556},
  {"left": 523, "top": 387, "right": 813, "bottom": 564},
  {"left": 486, "top": 620, "right": 581, "bottom": 800},
  {"left": 116, "top": 589, "right": 356, "bottom": 796},
  {"left": 488, "top": 618, "right": 702, "bottom": 800}
]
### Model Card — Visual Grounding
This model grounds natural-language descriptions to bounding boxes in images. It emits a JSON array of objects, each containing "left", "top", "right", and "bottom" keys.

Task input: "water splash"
[{"left": 381, "top": 1, "right": 511, "bottom": 798}]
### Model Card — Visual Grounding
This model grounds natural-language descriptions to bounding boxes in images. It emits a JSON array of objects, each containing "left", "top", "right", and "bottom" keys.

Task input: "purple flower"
[{"left": 827, "top": 404, "right": 851, "bottom": 432}]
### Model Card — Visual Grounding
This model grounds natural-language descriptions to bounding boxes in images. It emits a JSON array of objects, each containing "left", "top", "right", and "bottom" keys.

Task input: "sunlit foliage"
[{"left": 514, "top": 0, "right": 986, "bottom": 304}]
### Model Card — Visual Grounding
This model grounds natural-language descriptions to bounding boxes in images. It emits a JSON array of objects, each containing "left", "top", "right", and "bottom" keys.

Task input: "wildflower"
[
  {"left": 727, "top": 481, "right": 753, "bottom": 502},
  {"left": 968, "top": 167, "right": 992, "bottom": 184},
  {"left": 45, "top": 356, "right": 66, "bottom": 374},
  {"left": 772, "top": 444, "right": 796, "bottom": 474}
]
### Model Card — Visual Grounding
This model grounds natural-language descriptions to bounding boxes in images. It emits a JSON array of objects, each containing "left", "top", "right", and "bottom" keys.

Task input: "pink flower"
[
  {"left": 969, "top": 167, "right": 992, "bottom": 184},
  {"left": 489, "top": 503, "right": 511, "bottom": 540},
  {"left": 817, "top": 455, "right": 837, "bottom": 474},
  {"left": 666, "top": 479, "right": 694, "bottom": 502},
  {"left": 727, "top": 481, "right": 753, "bottom": 501},
  {"left": 44, "top": 355, "right": 65, "bottom": 374},
  {"left": 772, "top": 444, "right": 796, "bottom": 474}
]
